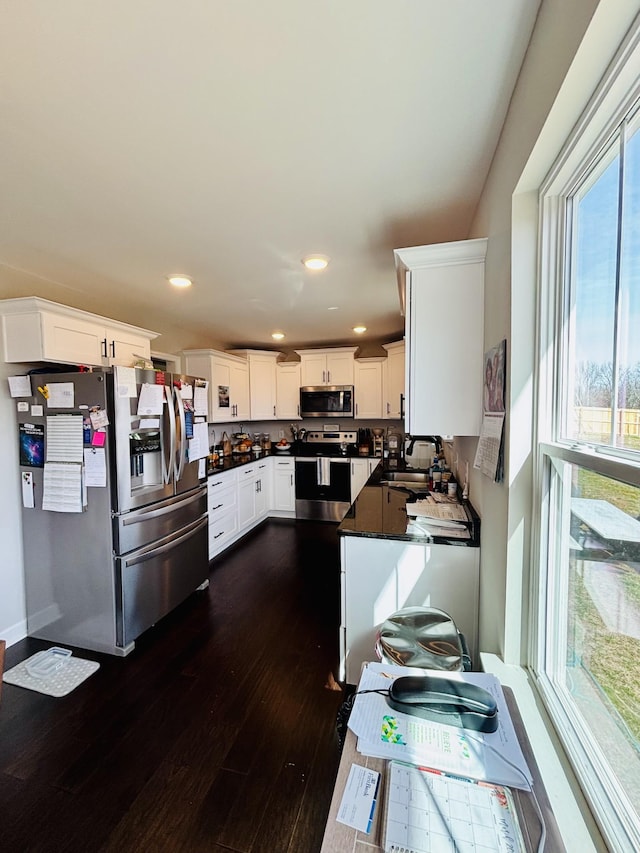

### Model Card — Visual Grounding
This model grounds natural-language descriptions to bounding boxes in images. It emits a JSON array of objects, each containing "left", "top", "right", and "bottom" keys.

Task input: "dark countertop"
[
  {"left": 206, "top": 448, "right": 284, "bottom": 476},
  {"left": 338, "top": 462, "right": 480, "bottom": 547},
  {"left": 206, "top": 444, "right": 382, "bottom": 475}
]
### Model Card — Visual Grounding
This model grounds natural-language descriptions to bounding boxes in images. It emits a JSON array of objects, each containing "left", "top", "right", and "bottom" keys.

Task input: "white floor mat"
[{"left": 3, "top": 649, "right": 100, "bottom": 697}]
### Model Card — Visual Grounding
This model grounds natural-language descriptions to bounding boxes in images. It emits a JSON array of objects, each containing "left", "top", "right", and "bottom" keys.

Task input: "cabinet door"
[
  {"left": 230, "top": 360, "right": 250, "bottom": 420},
  {"left": 210, "top": 357, "right": 233, "bottom": 422},
  {"left": 403, "top": 246, "right": 484, "bottom": 435},
  {"left": 273, "top": 460, "right": 295, "bottom": 511},
  {"left": 40, "top": 311, "right": 106, "bottom": 365},
  {"left": 276, "top": 363, "right": 302, "bottom": 419},
  {"left": 354, "top": 360, "right": 383, "bottom": 419},
  {"left": 237, "top": 469, "right": 257, "bottom": 529},
  {"left": 106, "top": 327, "right": 152, "bottom": 366},
  {"left": 248, "top": 356, "right": 277, "bottom": 420},
  {"left": 383, "top": 342, "right": 405, "bottom": 420},
  {"left": 300, "top": 353, "right": 328, "bottom": 386},
  {"left": 255, "top": 461, "right": 271, "bottom": 518},
  {"left": 350, "top": 459, "right": 369, "bottom": 500},
  {"left": 326, "top": 352, "right": 354, "bottom": 386}
]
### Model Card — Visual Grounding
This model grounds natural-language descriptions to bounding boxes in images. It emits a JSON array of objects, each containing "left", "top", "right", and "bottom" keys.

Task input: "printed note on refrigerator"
[
  {"left": 22, "top": 471, "right": 35, "bottom": 508},
  {"left": 189, "top": 421, "right": 209, "bottom": 461},
  {"left": 115, "top": 365, "right": 137, "bottom": 397},
  {"left": 194, "top": 382, "right": 208, "bottom": 416},
  {"left": 42, "top": 462, "right": 83, "bottom": 512},
  {"left": 46, "top": 382, "right": 75, "bottom": 408},
  {"left": 8, "top": 375, "right": 32, "bottom": 397},
  {"left": 84, "top": 447, "right": 107, "bottom": 487},
  {"left": 137, "top": 383, "right": 165, "bottom": 415},
  {"left": 46, "top": 415, "right": 84, "bottom": 463}
]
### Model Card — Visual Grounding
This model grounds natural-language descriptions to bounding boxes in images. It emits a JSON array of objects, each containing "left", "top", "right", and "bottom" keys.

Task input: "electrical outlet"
[{"left": 279, "top": 429, "right": 285, "bottom": 438}]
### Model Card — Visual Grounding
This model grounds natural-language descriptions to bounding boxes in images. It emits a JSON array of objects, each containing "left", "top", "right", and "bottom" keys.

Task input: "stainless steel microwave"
[{"left": 299, "top": 385, "right": 354, "bottom": 418}]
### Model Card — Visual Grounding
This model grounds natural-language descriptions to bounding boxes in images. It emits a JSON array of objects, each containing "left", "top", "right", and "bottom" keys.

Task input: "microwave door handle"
[
  {"left": 316, "top": 457, "right": 322, "bottom": 485},
  {"left": 173, "top": 386, "right": 187, "bottom": 482},
  {"left": 164, "top": 385, "right": 176, "bottom": 485}
]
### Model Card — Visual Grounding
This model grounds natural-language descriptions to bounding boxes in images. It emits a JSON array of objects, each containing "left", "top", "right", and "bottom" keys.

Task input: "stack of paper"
[
  {"left": 347, "top": 663, "right": 532, "bottom": 791},
  {"left": 405, "top": 499, "right": 470, "bottom": 538}
]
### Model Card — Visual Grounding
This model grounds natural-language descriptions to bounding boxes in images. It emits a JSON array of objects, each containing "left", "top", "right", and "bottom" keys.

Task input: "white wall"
[
  {"left": 466, "top": 0, "right": 640, "bottom": 660},
  {"left": 0, "top": 347, "right": 28, "bottom": 645}
]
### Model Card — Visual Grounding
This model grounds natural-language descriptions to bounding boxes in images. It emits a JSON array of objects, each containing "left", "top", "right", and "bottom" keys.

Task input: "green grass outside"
[{"left": 569, "top": 465, "right": 640, "bottom": 740}]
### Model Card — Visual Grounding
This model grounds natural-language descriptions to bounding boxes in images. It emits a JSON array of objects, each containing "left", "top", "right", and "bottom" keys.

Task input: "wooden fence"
[{"left": 574, "top": 407, "right": 640, "bottom": 437}]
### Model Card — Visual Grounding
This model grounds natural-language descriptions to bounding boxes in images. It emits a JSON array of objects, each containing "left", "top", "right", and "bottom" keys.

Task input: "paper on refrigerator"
[{"left": 347, "top": 663, "right": 532, "bottom": 790}]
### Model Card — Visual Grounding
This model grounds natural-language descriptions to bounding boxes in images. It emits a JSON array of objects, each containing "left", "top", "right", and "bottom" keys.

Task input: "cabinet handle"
[
  {"left": 386, "top": 402, "right": 390, "bottom": 415},
  {"left": 210, "top": 481, "right": 222, "bottom": 488},
  {"left": 211, "top": 503, "right": 223, "bottom": 510},
  {"left": 297, "top": 404, "right": 300, "bottom": 416},
  {"left": 109, "top": 340, "right": 116, "bottom": 358},
  {"left": 273, "top": 405, "right": 276, "bottom": 416},
  {"left": 290, "top": 474, "right": 293, "bottom": 486},
  {"left": 214, "top": 530, "right": 225, "bottom": 539},
  {"left": 355, "top": 403, "right": 358, "bottom": 416},
  {"left": 101, "top": 338, "right": 108, "bottom": 358},
  {"left": 322, "top": 370, "right": 326, "bottom": 383},
  {"left": 400, "top": 393, "right": 405, "bottom": 419},
  {"left": 327, "top": 370, "right": 331, "bottom": 383}
]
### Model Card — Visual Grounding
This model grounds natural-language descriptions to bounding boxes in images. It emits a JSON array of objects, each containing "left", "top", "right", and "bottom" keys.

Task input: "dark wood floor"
[{"left": 0, "top": 520, "right": 346, "bottom": 853}]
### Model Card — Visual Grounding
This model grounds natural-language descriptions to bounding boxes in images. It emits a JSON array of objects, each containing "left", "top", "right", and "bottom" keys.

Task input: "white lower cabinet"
[
  {"left": 207, "top": 469, "right": 238, "bottom": 559},
  {"left": 255, "top": 460, "right": 271, "bottom": 519},
  {"left": 339, "top": 534, "right": 479, "bottom": 683},
  {"left": 350, "top": 458, "right": 370, "bottom": 501},
  {"left": 272, "top": 457, "right": 295, "bottom": 514}
]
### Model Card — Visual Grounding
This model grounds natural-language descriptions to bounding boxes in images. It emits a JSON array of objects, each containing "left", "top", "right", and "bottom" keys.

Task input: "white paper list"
[
  {"left": 42, "top": 462, "right": 83, "bottom": 512},
  {"left": 46, "top": 415, "right": 84, "bottom": 463}
]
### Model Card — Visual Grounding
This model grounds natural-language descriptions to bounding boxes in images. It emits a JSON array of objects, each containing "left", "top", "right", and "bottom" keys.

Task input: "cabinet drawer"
[
  {"left": 208, "top": 482, "right": 236, "bottom": 517},
  {"left": 208, "top": 469, "right": 237, "bottom": 493},
  {"left": 208, "top": 507, "right": 238, "bottom": 559}
]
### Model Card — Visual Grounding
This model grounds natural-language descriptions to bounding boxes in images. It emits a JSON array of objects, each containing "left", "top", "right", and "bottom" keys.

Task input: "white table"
[{"left": 572, "top": 498, "right": 640, "bottom": 543}]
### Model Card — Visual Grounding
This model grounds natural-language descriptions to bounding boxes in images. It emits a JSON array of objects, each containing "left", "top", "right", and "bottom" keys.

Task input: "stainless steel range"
[{"left": 294, "top": 430, "right": 357, "bottom": 521}]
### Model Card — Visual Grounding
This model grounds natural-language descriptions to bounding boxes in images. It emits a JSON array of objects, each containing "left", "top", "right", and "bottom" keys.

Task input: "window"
[{"left": 535, "top": 41, "right": 640, "bottom": 852}]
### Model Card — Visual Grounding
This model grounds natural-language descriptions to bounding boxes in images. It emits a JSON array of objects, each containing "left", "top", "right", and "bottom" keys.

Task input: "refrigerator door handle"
[
  {"left": 120, "top": 490, "right": 205, "bottom": 525},
  {"left": 164, "top": 385, "right": 176, "bottom": 485},
  {"left": 173, "top": 386, "right": 187, "bottom": 482},
  {"left": 123, "top": 516, "right": 207, "bottom": 567}
]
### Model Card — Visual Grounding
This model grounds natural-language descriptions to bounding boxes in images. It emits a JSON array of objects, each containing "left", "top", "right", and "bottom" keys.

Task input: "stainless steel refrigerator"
[{"left": 16, "top": 367, "right": 209, "bottom": 656}]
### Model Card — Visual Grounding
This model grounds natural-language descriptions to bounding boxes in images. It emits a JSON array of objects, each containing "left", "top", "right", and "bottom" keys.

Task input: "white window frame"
[{"left": 532, "top": 21, "right": 640, "bottom": 852}]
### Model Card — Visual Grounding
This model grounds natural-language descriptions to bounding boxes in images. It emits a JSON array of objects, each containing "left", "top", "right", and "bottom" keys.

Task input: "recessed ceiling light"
[
  {"left": 302, "top": 254, "right": 330, "bottom": 271},
  {"left": 353, "top": 325, "right": 367, "bottom": 334},
  {"left": 327, "top": 306, "right": 339, "bottom": 311},
  {"left": 271, "top": 332, "right": 285, "bottom": 340},
  {"left": 168, "top": 275, "right": 192, "bottom": 288}
]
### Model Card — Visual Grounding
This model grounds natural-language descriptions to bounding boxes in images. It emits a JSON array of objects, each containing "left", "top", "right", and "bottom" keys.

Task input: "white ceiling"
[{"left": 0, "top": 1, "right": 541, "bottom": 352}]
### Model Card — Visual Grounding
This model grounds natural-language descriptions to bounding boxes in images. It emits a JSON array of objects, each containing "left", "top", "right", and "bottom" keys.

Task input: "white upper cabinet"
[
  {"left": 395, "top": 239, "right": 486, "bottom": 436},
  {"left": 183, "top": 349, "right": 249, "bottom": 422},
  {"left": 354, "top": 357, "right": 384, "bottom": 419},
  {"left": 0, "top": 297, "right": 157, "bottom": 367},
  {"left": 382, "top": 341, "right": 405, "bottom": 420},
  {"left": 276, "top": 361, "right": 302, "bottom": 420},
  {"left": 229, "top": 350, "right": 281, "bottom": 421},
  {"left": 295, "top": 347, "right": 357, "bottom": 386}
]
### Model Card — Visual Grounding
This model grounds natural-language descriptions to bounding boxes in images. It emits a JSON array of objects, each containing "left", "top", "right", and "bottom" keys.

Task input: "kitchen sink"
[{"left": 380, "top": 471, "right": 430, "bottom": 485}]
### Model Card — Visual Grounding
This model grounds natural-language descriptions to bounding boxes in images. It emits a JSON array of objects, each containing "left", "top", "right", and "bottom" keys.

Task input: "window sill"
[{"left": 480, "top": 653, "right": 608, "bottom": 852}]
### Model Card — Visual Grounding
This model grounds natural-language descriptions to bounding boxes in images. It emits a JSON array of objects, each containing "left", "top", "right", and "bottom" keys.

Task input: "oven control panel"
[{"left": 305, "top": 431, "right": 357, "bottom": 444}]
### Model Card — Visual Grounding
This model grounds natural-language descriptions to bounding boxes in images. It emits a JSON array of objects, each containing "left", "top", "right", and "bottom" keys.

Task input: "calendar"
[{"left": 384, "top": 761, "right": 526, "bottom": 853}]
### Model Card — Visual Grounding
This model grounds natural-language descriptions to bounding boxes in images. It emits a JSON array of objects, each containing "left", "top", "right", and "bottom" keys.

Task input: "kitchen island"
[{"left": 337, "top": 463, "right": 480, "bottom": 683}]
